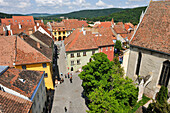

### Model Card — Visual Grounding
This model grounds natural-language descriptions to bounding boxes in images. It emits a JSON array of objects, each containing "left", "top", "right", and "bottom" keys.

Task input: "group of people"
[{"left": 60, "top": 72, "right": 73, "bottom": 83}]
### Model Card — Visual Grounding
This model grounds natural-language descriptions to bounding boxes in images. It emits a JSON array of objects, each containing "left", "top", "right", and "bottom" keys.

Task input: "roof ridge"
[
  {"left": 66, "top": 30, "right": 81, "bottom": 51},
  {"left": 16, "top": 37, "right": 51, "bottom": 64}
]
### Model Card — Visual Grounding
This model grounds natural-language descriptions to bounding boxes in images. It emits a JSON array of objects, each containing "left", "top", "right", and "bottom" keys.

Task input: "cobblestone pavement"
[{"left": 51, "top": 41, "right": 88, "bottom": 113}]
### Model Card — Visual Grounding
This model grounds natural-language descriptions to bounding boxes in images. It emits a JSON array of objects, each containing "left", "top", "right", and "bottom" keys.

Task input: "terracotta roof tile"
[
  {"left": 97, "top": 22, "right": 112, "bottom": 28},
  {"left": 0, "top": 67, "right": 43, "bottom": 98},
  {"left": 65, "top": 28, "right": 116, "bottom": 51},
  {"left": 32, "top": 31, "right": 53, "bottom": 47},
  {"left": 0, "top": 36, "right": 51, "bottom": 67},
  {"left": 15, "top": 36, "right": 51, "bottom": 65},
  {"left": 0, "top": 36, "right": 16, "bottom": 67},
  {"left": 21, "top": 32, "right": 53, "bottom": 60},
  {"left": 113, "top": 25, "right": 128, "bottom": 34},
  {"left": 0, "top": 18, "right": 13, "bottom": 25},
  {"left": 12, "top": 16, "right": 35, "bottom": 25},
  {"left": 10, "top": 24, "right": 35, "bottom": 35},
  {"left": 62, "top": 19, "right": 88, "bottom": 30},
  {"left": 65, "top": 29, "right": 98, "bottom": 51},
  {"left": 131, "top": 1, "right": 170, "bottom": 54},
  {"left": 0, "top": 90, "right": 32, "bottom": 113}
]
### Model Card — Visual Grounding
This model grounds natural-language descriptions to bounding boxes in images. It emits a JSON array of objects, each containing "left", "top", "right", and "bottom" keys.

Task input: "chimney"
[
  {"left": 37, "top": 23, "right": 39, "bottom": 26},
  {"left": 19, "top": 23, "right": 21, "bottom": 29},
  {"left": 37, "top": 42, "right": 41, "bottom": 49},
  {"left": 83, "top": 30, "right": 86, "bottom": 35},
  {"left": 34, "top": 26, "right": 37, "bottom": 32}
]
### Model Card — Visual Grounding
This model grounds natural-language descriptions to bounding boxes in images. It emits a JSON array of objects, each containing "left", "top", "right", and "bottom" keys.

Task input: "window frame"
[
  {"left": 77, "top": 60, "right": 81, "bottom": 65},
  {"left": 92, "top": 50, "right": 95, "bottom": 55},
  {"left": 22, "top": 65, "right": 26, "bottom": 69},
  {"left": 158, "top": 60, "right": 170, "bottom": 87},
  {"left": 44, "top": 73, "right": 48, "bottom": 78},
  {"left": 106, "top": 47, "right": 108, "bottom": 51},
  {"left": 71, "top": 61, "right": 74, "bottom": 66},
  {"left": 83, "top": 51, "right": 86, "bottom": 56},
  {"left": 70, "top": 53, "right": 74, "bottom": 58},
  {"left": 77, "top": 52, "right": 81, "bottom": 57},
  {"left": 42, "top": 63, "right": 47, "bottom": 68}
]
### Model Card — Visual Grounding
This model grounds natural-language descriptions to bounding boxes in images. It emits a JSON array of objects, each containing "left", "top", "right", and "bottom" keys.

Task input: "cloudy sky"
[{"left": 0, "top": 0, "right": 150, "bottom": 14}]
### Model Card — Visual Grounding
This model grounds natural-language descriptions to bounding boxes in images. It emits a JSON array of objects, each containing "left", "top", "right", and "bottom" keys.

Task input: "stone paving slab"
[
  {"left": 51, "top": 41, "right": 88, "bottom": 113},
  {"left": 51, "top": 73, "right": 89, "bottom": 113}
]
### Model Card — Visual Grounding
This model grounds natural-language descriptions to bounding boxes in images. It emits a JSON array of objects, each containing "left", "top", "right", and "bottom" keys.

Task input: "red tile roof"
[
  {"left": 97, "top": 22, "right": 112, "bottom": 28},
  {"left": 95, "top": 28, "right": 116, "bottom": 46},
  {"left": 10, "top": 24, "right": 35, "bottom": 35},
  {"left": 0, "top": 36, "right": 51, "bottom": 67},
  {"left": 65, "top": 28, "right": 116, "bottom": 52},
  {"left": 65, "top": 29, "right": 98, "bottom": 51},
  {"left": 0, "top": 18, "right": 13, "bottom": 25},
  {"left": 62, "top": 19, "right": 88, "bottom": 30},
  {"left": 0, "top": 90, "right": 32, "bottom": 113},
  {"left": 113, "top": 25, "right": 128, "bottom": 34},
  {"left": 0, "top": 67, "right": 43, "bottom": 98},
  {"left": 0, "top": 36, "right": 16, "bottom": 67},
  {"left": 0, "top": 25, "right": 5, "bottom": 36},
  {"left": 131, "top": 1, "right": 170, "bottom": 54},
  {"left": 12, "top": 16, "right": 35, "bottom": 25}
]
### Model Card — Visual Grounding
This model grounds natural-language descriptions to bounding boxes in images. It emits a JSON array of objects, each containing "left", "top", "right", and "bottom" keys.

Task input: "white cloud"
[
  {"left": 0, "top": 0, "right": 8, "bottom": 6},
  {"left": 16, "top": 2, "right": 31, "bottom": 8},
  {"left": 96, "top": 0, "right": 113, "bottom": 8},
  {"left": 128, "top": 0, "right": 144, "bottom": 1}
]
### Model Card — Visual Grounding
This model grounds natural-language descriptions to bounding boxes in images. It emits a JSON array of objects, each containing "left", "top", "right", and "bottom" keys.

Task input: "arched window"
[
  {"left": 136, "top": 52, "right": 142, "bottom": 75},
  {"left": 159, "top": 60, "right": 170, "bottom": 87}
]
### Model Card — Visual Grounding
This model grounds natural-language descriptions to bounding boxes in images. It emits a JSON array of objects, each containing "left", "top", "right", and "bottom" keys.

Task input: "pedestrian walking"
[
  {"left": 70, "top": 73, "right": 72, "bottom": 78},
  {"left": 68, "top": 72, "right": 70, "bottom": 78},
  {"left": 65, "top": 74, "right": 67, "bottom": 78},
  {"left": 70, "top": 77, "right": 72, "bottom": 83},
  {"left": 64, "top": 106, "right": 67, "bottom": 112}
]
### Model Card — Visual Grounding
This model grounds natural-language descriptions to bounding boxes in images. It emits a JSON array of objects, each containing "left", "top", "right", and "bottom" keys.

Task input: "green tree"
[
  {"left": 114, "top": 40, "right": 122, "bottom": 52},
  {"left": 147, "top": 86, "right": 170, "bottom": 113},
  {"left": 79, "top": 53, "right": 114, "bottom": 97},
  {"left": 79, "top": 53, "right": 138, "bottom": 113}
]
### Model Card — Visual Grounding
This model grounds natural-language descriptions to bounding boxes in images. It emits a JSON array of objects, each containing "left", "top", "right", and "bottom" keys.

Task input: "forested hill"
[
  {"left": 0, "top": 12, "right": 12, "bottom": 18},
  {"left": 49, "top": 8, "right": 126, "bottom": 18},
  {"left": 87, "top": 6, "right": 147, "bottom": 25},
  {"left": 0, "top": 12, "right": 23, "bottom": 18}
]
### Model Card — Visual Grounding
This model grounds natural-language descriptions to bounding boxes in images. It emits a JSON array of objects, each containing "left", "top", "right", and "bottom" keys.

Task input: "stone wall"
[{"left": 126, "top": 46, "right": 170, "bottom": 98}]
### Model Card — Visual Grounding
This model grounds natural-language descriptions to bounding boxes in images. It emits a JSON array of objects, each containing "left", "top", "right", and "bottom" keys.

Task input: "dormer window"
[
  {"left": 42, "top": 63, "right": 47, "bottom": 68},
  {"left": 22, "top": 65, "right": 26, "bottom": 69},
  {"left": 27, "top": 20, "right": 29, "bottom": 22},
  {"left": 22, "top": 20, "right": 24, "bottom": 22},
  {"left": 30, "top": 20, "right": 31, "bottom": 22},
  {"left": 19, "top": 78, "right": 26, "bottom": 83},
  {"left": 15, "top": 20, "right": 17, "bottom": 22}
]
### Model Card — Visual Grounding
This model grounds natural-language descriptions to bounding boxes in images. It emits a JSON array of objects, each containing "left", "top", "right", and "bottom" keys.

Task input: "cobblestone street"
[{"left": 51, "top": 41, "right": 88, "bottom": 113}]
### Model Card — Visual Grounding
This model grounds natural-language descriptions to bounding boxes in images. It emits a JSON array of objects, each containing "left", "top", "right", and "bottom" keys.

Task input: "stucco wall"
[
  {"left": 127, "top": 46, "right": 170, "bottom": 98},
  {"left": 66, "top": 49, "right": 98, "bottom": 72}
]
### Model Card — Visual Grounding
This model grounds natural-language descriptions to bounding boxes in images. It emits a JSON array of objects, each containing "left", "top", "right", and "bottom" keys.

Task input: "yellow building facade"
[
  {"left": 15, "top": 62, "right": 54, "bottom": 90},
  {"left": 52, "top": 29, "right": 67, "bottom": 41}
]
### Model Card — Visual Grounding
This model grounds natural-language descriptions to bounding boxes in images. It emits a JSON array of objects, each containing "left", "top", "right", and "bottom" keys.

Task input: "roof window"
[{"left": 19, "top": 78, "right": 26, "bottom": 83}]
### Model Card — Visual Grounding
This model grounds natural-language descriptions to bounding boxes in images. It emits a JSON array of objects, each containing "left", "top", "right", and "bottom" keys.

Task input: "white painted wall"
[
  {"left": 66, "top": 49, "right": 98, "bottom": 72},
  {"left": 0, "top": 84, "right": 29, "bottom": 100},
  {"left": 38, "top": 26, "right": 52, "bottom": 38}
]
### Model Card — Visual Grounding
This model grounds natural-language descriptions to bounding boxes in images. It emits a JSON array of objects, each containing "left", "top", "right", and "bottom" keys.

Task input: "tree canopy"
[{"left": 79, "top": 53, "right": 138, "bottom": 113}]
